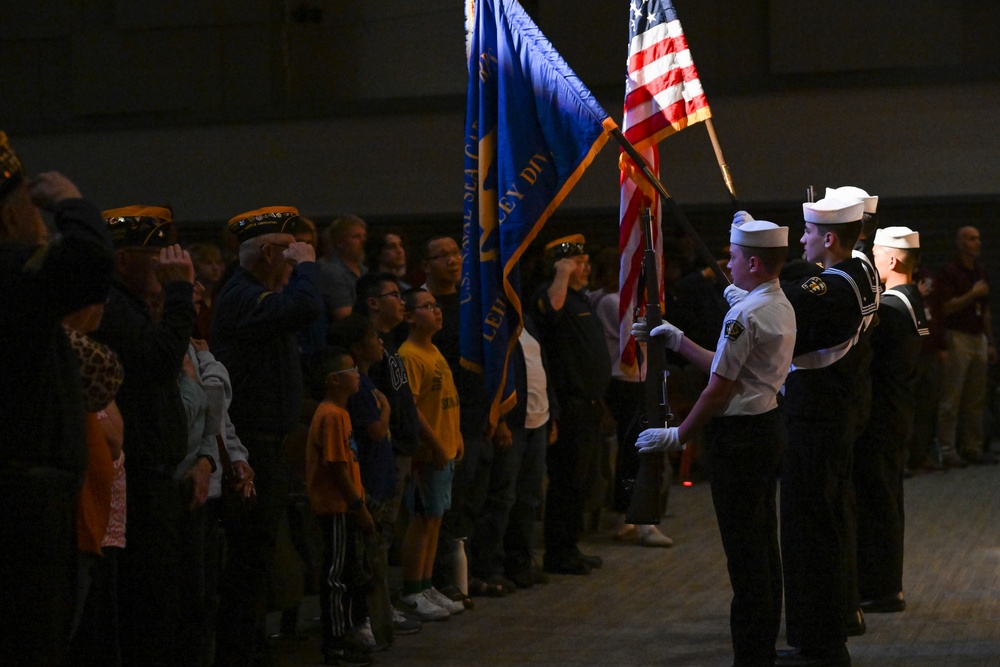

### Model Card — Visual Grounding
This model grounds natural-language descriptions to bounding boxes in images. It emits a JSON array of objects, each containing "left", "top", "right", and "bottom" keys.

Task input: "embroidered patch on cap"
[
  {"left": 724, "top": 319, "right": 745, "bottom": 342},
  {"left": 802, "top": 277, "right": 827, "bottom": 296}
]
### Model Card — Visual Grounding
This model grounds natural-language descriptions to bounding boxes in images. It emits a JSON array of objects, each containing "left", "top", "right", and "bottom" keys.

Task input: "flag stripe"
[
  {"left": 625, "top": 60, "right": 703, "bottom": 106},
  {"left": 624, "top": 85, "right": 708, "bottom": 136},
  {"left": 629, "top": 24, "right": 688, "bottom": 73},
  {"left": 625, "top": 101, "right": 711, "bottom": 146},
  {"left": 628, "top": 18, "right": 685, "bottom": 61}
]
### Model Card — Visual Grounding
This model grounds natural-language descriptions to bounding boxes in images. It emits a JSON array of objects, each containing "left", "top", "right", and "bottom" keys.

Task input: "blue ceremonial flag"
[{"left": 460, "top": 0, "right": 616, "bottom": 425}]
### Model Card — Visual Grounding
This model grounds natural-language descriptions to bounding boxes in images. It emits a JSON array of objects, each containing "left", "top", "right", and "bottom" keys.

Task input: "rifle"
[{"left": 625, "top": 207, "right": 672, "bottom": 525}]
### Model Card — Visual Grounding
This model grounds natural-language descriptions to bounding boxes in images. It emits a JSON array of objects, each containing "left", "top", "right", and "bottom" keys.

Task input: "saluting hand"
[
  {"left": 156, "top": 244, "right": 195, "bottom": 284},
  {"left": 553, "top": 256, "right": 578, "bottom": 276},
  {"left": 29, "top": 171, "right": 82, "bottom": 210},
  {"left": 283, "top": 241, "right": 316, "bottom": 265}
]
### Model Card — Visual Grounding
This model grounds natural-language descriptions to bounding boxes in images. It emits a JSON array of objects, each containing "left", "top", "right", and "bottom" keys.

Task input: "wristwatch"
[{"left": 196, "top": 454, "right": 217, "bottom": 474}]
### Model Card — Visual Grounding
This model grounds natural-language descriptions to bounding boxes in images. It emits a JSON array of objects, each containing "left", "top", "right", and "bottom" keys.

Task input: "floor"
[{"left": 270, "top": 463, "right": 1000, "bottom": 666}]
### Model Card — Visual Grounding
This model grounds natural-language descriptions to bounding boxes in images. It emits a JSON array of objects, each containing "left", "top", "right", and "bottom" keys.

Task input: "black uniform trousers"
[
  {"left": 215, "top": 431, "right": 290, "bottom": 667},
  {"left": 543, "top": 395, "right": 602, "bottom": 562},
  {"left": 781, "top": 412, "right": 853, "bottom": 652},
  {"left": 705, "top": 409, "right": 784, "bottom": 667},
  {"left": 853, "top": 421, "right": 905, "bottom": 600}
]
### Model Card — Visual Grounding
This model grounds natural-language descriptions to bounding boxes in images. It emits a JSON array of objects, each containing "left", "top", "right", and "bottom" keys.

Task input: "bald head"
[{"left": 957, "top": 226, "right": 981, "bottom": 261}]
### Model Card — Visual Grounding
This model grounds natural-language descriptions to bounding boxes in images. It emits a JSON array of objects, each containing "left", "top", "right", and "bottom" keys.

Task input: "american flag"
[{"left": 618, "top": 0, "right": 712, "bottom": 377}]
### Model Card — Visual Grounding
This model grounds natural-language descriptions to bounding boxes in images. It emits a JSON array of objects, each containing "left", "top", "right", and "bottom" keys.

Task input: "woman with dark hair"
[{"left": 365, "top": 227, "right": 410, "bottom": 290}]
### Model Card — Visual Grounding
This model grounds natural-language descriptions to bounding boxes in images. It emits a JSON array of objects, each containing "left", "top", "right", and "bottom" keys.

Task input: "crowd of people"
[{"left": 3, "top": 128, "right": 997, "bottom": 667}]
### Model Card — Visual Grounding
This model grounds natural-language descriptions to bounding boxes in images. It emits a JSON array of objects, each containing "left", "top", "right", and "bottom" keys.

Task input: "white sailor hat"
[
  {"left": 825, "top": 186, "right": 878, "bottom": 214},
  {"left": 730, "top": 220, "right": 788, "bottom": 248},
  {"left": 873, "top": 226, "right": 919, "bottom": 249},
  {"left": 803, "top": 196, "right": 865, "bottom": 225}
]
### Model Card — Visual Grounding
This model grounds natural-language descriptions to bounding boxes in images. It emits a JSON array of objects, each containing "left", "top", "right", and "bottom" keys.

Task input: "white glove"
[
  {"left": 635, "top": 427, "right": 685, "bottom": 454},
  {"left": 732, "top": 210, "right": 754, "bottom": 227},
  {"left": 630, "top": 318, "right": 650, "bottom": 342},
  {"left": 649, "top": 321, "right": 683, "bottom": 352},
  {"left": 724, "top": 284, "right": 749, "bottom": 307}
]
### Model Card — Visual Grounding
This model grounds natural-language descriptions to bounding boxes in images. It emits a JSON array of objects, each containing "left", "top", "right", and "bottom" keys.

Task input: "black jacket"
[
  {"left": 95, "top": 278, "right": 195, "bottom": 468},
  {"left": 1, "top": 198, "right": 114, "bottom": 471}
]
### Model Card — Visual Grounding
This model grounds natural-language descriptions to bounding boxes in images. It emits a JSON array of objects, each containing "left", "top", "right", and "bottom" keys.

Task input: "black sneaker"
[{"left": 324, "top": 634, "right": 372, "bottom": 667}]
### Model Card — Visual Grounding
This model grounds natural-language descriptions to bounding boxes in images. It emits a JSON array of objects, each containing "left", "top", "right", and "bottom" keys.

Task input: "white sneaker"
[
  {"left": 637, "top": 525, "right": 673, "bottom": 547},
  {"left": 423, "top": 587, "right": 465, "bottom": 615},
  {"left": 354, "top": 618, "right": 388, "bottom": 652},
  {"left": 399, "top": 592, "right": 450, "bottom": 622}
]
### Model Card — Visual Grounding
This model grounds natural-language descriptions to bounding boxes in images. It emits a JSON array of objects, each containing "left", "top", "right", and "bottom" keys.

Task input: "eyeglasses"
[
  {"left": 426, "top": 250, "right": 461, "bottom": 262},
  {"left": 329, "top": 366, "right": 359, "bottom": 375},
  {"left": 264, "top": 241, "right": 289, "bottom": 250},
  {"left": 374, "top": 290, "right": 403, "bottom": 300},
  {"left": 410, "top": 302, "right": 441, "bottom": 312}
]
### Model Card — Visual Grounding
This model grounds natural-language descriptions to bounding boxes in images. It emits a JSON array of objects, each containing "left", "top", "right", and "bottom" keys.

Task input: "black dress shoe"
[
  {"left": 860, "top": 592, "right": 906, "bottom": 613},
  {"left": 965, "top": 451, "right": 999, "bottom": 465},
  {"left": 774, "top": 644, "right": 850, "bottom": 666},
  {"left": 542, "top": 554, "right": 591, "bottom": 575},
  {"left": 576, "top": 551, "right": 603, "bottom": 569},
  {"left": 846, "top": 607, "right": 866, "bottom": 636}
]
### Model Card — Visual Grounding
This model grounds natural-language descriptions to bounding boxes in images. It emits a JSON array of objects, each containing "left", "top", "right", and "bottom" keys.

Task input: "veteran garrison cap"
[
  {"left": 825, "top": 186, "right": 878, "bottom": 214},
  {"left": 102, "top": 205, "right": 172, "bottom": 248},
  {"left": 0, "top": 131, "right": 26, "bottom": 200},
  {"left": 545, "top": 234, "right": 586, "bottom": 260},
  {"left": 802, "top": 197, "right": 864, "bottom": 225},
  {"left": 228, "top": 206, "right": 300, "bottom": 242},
  {"left": 730, "top": 220, "right": 788, "bottom": 248},
  {"left": 873, "top": 226, "right": 919, "bottom": 250}
]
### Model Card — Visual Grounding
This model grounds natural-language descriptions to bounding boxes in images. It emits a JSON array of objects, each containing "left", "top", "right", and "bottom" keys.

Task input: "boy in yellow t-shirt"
[
  {"left": 396, "top": 288, "right": 464, "bottom": 620},
  {"left": 305, "top": 347, "right": 375, "bottom": 667}
]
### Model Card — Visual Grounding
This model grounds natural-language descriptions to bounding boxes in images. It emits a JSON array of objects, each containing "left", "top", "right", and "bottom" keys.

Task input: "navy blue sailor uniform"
[
  {"left": 779, "top": 255, "right": 879, "bottom": 653},
  {"left": 704, "top": 279, "right": 796, "bottom": 666},
  {"left": 854, "top": 283, "right": 928, "bottom": 604},
  {"left": 843, "top": 248, "right": 882, "bottom": 626}
]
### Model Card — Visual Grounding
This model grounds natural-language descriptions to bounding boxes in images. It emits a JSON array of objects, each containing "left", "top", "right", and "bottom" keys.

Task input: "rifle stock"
[{"left": 625, "top": 208, "right": 670, "bottom": 525}]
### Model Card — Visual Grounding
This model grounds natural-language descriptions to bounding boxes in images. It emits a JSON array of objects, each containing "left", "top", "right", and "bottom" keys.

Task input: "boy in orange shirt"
[{"left": 306, "top": 347, "right": 375, "bottom": 667}]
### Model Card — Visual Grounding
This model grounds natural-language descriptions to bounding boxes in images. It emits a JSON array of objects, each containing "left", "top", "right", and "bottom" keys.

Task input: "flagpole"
[
  {"left": 704, "top": 118, "right": 739, "bottom": 206},
  {"left": 608, "top": 124, "right": 731, "bottom": 287}
]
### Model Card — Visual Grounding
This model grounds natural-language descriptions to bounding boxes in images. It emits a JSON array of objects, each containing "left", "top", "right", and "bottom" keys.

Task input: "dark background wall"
[{"left": 4, "top": 0, "right": 999, "bottom": 280}]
